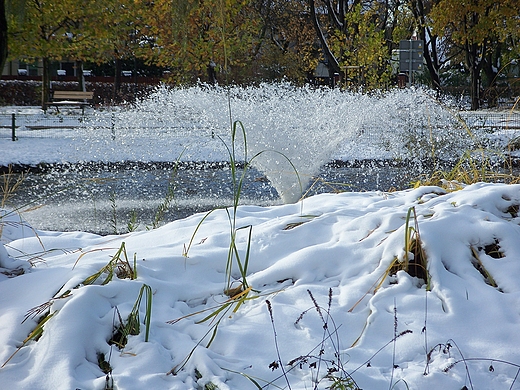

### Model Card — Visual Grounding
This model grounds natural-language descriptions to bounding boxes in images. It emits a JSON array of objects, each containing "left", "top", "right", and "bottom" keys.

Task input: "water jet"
[{"left": 131, "top": 83, "right": 467, "bottom": 203}]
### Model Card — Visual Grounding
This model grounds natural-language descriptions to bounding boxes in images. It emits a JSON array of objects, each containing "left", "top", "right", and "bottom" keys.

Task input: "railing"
[
  {"left": 458, "top": 111, "right": 520, "bottom": 130},
  {"left": 0, "top": 112, "right": 94, "bottom": 140},
  {"left": 0, "top": 113, "right": 17, "bottom": 141},
  {"left": 2, "top": 110, "right": 520, "bottom": 140},
  {"left": 1, "top": 110, "right": 520, "bottom": 164},
  {"left": 0, "top": 110, "right": 216, "bottom": 140}
]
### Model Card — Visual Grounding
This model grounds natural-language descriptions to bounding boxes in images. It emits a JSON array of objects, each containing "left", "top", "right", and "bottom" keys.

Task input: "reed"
[
  {"left": 1, "top": 311, "right": 56, "bottom": 368},
  {"left": 110, "top": 284, "right": 153, "bottom": 348},
  {"left": 166, "top": 286, "right": 259, "bottom": 375},
  {"left": 74, "top": 241, "right": 137, "bottom": 284},
  {"left": 1, "top": 165, "right": 25, "bottom": 209},
  {"left": 412, "top": 104, "right": 520, "bottom": 190},
  {"left": 183, "top": 120, "right": 300, "bottom": 295}
]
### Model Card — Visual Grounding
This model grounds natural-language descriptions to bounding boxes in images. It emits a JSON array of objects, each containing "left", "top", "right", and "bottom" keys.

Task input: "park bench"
[{"left": 47, "top": 91, "right": 94, "bottom": 114}]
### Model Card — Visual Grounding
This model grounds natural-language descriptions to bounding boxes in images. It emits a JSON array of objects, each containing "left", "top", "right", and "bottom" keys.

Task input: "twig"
[
  {"left": 423, "top": 287, "right": 429, "bottom": 375},
  {"left": 266, "top": 300, "right": 292, "bottom": 390},
  {"left": 389, "top": 298, "right": 397, "bottom": 390}
]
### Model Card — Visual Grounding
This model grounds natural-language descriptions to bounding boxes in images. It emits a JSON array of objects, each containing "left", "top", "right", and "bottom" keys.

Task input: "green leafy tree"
[
  {"left": 308, "top": 0, "right": 397, "bottom": 89},
  {"left": 147, "top": 0, "right": 259, "bottom": 84},
  {"left": 253, "top": 0, "right": 318, "bottom": 83},
  {"left": 0, "top": 0, "right": 7, "bottom": 76},
  {"left": 7, "top": 0, "right": 151, "bottom": 104},
  {"left": 7, "top": 0, "right": 94, "bottom": 107},
  {"left": 340, "top": 3, "right": 392, "bottom": 88},
  {"left": 481, "top": 0, "right": 520, "bottom": 106},
  {"left": 87, "top": 0, "right": 154, "bottom": 99},
  {"left": 431, "top": 0, "right": 519, "bottom": 109}
]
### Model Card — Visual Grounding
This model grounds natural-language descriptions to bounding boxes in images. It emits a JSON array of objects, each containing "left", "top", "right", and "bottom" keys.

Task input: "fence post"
[
  {"left": 11, "top": 113, "right": 17, "bottom": 141},
  {"left": 111, "top": 112, "right": 116, "bottom": 140}
]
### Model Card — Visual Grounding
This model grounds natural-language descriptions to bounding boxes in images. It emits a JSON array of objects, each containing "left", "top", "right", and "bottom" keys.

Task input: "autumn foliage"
[{"left": 4, "top": 0, "right": 520, "bottom": 109}]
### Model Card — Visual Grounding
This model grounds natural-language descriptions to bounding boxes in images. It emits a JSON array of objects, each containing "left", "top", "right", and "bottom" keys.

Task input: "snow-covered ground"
[
  {"left": 1, "top": 87, "right": 520, "bottom": 389},
  {"left": 2, "top": 183, "right": 520, "bottom": 389}
]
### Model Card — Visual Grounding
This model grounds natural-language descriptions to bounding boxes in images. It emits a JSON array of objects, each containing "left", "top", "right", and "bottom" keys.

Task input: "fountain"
[{"left": 128, "top": 83, "right": 468, "bottom": 203}]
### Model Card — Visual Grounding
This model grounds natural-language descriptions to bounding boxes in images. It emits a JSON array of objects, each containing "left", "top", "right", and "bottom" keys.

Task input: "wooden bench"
[{"left": 47, "top": 91, "right": 94, "bottom": 114}]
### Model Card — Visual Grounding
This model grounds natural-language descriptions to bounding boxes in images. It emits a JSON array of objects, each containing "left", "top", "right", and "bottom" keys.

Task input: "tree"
[
  {"left": 7, "top": 0, "right": 152, "bottom": 104},
  {"left": 431, "top": 0, "right": 519, "bottom": 109},
  {"left": 7, "top": 0, "right": 95, "bottom": 107},
  {"left": 0, "top": 0, "right": 7, "bottom": 76},
  {"left": 82, "top": 0, "right": 153, "bottom": 99},
  {"left": 481, "top": 0, "right": 520, "bottom": 106},
  {"left": 252, "top": 0, "right": 318, "bottom": 82},
  {"left": 148, "top": 0, "right": 261, "bottom": 84},
  {"left": 340, "top": 3, "right": 393, "bottom": 87},
  {"left": 308, "top": 0, "right": 397, "bottom": 89},
  {"left": 409, "top": 0, "right": 443, "bottom": 90}
]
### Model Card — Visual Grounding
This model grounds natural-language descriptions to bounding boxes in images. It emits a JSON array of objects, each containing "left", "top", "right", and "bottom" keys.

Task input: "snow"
[
  {"left": 2, "top": 185, "right": 520, "bottom": 390},
  {"left": 2, "top": 102, "right": 520, "bottom": 389}
]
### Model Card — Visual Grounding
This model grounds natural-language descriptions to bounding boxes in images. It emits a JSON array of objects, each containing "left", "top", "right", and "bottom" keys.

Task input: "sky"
[{"left": 1, "top": 86, "right": 520, "bottom": 389}]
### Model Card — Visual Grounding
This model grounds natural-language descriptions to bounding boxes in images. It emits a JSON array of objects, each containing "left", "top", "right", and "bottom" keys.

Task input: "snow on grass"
[{"left": 1, "top": 182, "right": 520, "bottom": 389}]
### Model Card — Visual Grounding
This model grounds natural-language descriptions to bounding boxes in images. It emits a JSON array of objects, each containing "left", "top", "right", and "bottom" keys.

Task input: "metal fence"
[
  {"left": 1, "top": 109, "right": 520, "bottom": 142},
  {"left": 0, "top": 110, "right": 216, "bottom": 141},
  {"left": 0, "top": 113, "right": 17, "bottom": 141},
  {"left": 0, "top": 112, "right": 101, "bottom": 140},
  {"left": 459, "top": 111, "right": 520, "bottom": 130}
]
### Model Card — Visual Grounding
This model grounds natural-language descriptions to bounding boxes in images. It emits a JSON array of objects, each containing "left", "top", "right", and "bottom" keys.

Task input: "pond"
[{"left": 6, "top": 159, "right": 425, "bottom": 235}]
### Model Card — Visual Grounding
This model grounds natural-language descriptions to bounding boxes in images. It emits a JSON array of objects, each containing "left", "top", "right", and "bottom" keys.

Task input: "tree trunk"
[
  {"left": 41, "top": 57, "right": 51, "bottom": 110},
  {"left": 0, "top": 0, "right": 7, "bottom": 77},
  {"left": 466, "top": 42, "right": 482, "bottom": 110},
  {"left": 411, "top": 0, "right": 442, "bottom": 91},
  {"left": 113, "top": 58, "right": 122, "bottom": 102},
  {"left": 469, "top": 65, "right": 480, "bottom": 110},
  {"left": 482, "top": 45, "right": 501, "bottom": 108},
  {"left": 309, "top": 0, "right": 341, "bottom": 76},
  {"left": 422, "top": 32, "right": 442, "bottom": 90},
  {"left": 77, "top": 60, "right": 86, "bottom": 92}
]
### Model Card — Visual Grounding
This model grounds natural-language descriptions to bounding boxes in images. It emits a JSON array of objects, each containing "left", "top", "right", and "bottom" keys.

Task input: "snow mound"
[{"left": 1, "top": 183, "right": 520, "bottom": 389}]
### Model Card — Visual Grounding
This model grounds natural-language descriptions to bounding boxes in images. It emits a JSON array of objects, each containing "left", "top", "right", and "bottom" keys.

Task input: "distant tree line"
[{"left": 2, "top": 0, "right": 519, "bottom": 109}]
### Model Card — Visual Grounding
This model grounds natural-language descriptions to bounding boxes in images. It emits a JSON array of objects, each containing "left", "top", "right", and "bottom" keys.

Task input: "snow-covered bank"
[{"left": 1, "top": 183, "right": 520, "bottom": 389}]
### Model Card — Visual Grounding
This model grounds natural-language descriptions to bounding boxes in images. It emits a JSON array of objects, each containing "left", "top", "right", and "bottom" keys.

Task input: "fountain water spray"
[{"left": 129, "top": 83, "right": 467, "bottom": 203}]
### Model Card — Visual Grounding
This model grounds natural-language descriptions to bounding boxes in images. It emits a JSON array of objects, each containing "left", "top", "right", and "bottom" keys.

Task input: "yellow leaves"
[
  {"left": 335, "top": 4, "right": 390, "bottom": 89},
  {"left": 151, "top": 0, "right": 262, "bottom": 81},
  {"left": 431, "top": 0, "right": 517, "bottom": 46}
]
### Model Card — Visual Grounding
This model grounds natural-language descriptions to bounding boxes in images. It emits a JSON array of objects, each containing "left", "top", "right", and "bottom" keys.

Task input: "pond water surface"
[{"left": 7, "top": 160, "right": 423, "bottom": 235}]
